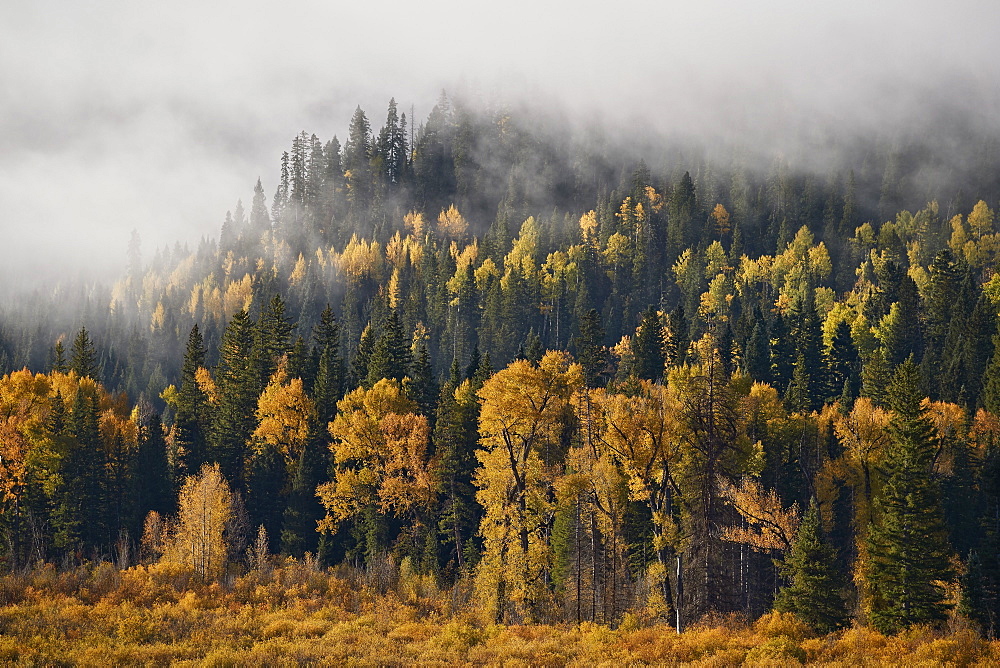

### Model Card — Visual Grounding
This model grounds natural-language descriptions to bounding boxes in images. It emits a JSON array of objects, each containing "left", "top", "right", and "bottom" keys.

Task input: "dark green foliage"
[
  {"left": 51, "top": 340, "right": 68, "bottom": 373},
  {"left": 210, "top": 310, "right": 257, "bottom": 486},
  {"left": 52, "top": 390, "right": 107, "bottom": 556},
  {"left": 432, "top": 376, "right": 481, "bottom": 579},
  {"left": 743, "top": 321, "right": 770, "bottom": 382},
  {"left": 312, "top": 305, "right": 346, "bottom": 425},
  {"left": 70, "top": 327, "right": 98, "bottom": 380},
  {"left": 281, "top": 437, "right": 330, "bottom": 558},
  {"left": 253, "top": 294, "right": 294, "bottom": 391},
  {"left": 861, "top": 349, "right": 892, "bottom": 408},
  {"left": 866, "top": 360, "right": 954, "bottom": 633},
  {"left": 173, "top": 325, "right": 211, "bottom": 480},
  {"left": 573, "top": 308, "right": 607, "bottom": 388},
  {"left": 366, "top": 310, "right": 411, "bottom": 386},
  {"left": 407, "top": 341, "right": 438, "bottom": 421},
  {"left": 826, "top": 320, "right": 860, "bottom": 403},
  {"left": 632, "top": 306, "right": 665, "bottom": 382},
  {"left": 775, "top": 499, "right": 848, "bottom": 633},
  {"left": 134, "top": 408, "right": 173, "bottom": 527}
]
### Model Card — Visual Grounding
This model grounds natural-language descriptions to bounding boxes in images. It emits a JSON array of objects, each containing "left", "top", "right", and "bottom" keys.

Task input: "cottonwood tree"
[{"left": 474, "top": 350, "right": 582, "bottom": 623}]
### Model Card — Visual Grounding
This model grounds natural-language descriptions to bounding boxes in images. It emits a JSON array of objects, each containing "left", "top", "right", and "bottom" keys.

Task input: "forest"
[{"left": 1, "top": 92, "right": 999, "bottom": 663}]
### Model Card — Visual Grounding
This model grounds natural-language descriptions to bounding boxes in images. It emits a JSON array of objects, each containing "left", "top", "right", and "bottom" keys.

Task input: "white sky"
[{"left": 1, "top": 0, "right": 998, "bottom": 286}]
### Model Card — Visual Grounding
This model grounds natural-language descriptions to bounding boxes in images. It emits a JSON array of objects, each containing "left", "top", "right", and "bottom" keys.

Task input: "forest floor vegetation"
[{"left": 0, "top": 559, "right": 996, "bottom": 666}]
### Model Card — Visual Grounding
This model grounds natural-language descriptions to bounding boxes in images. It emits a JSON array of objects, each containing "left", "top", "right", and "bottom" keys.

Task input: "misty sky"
[{"left": 2, "top": 0, "right": 998, "bottom": 287}]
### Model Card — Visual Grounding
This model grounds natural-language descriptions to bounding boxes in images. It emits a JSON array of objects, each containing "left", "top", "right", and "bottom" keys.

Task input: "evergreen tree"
[
  {"left": 252, "top": 294, "right": 294, "bottom": 394},
  {"left": 53, "top": 390, "right": 107, "bottom": 555},
  {"left": 173, "top": 325, "right": 211, "bottom": 479},
  {"left": 366, "top": 310, "right": 411, "bottom": 386},
  {"left": 312, "top": 305, "right": 345, "bottom": 425},
  {"left": 866, "top": 360, "right": 954, "bottom": 633},
  {"left": 632, "top": 305, "right": 665, "bottom": 381},
  {"left": 826, "top": 320, "right": 860, "bottom": 403},
  {"left": 573, "top": 308, "right": 607, "bottom": 388},
  {"left": 70, "top": 326, "right": 99, "bottom": 380},
  {"left": 210, "top": 310, "right": 257, "bottom": 487},
  {"left": 51, "top": 340, "right": 68, "bottom": 373},
  {"left": 280, "top": 436, "right": 329, "bottom": 558},
  {"left": 743, "top": 321, "right": 770, "bottom": 382},
  {"left": 134, "top": 408, "right": 173, "bottom": 528},
  {"left": 774, "top": 499, "right": 848, "bottom": 633},
  {"left": 408, "top": 341, "right": 438, "bottom": 421}
]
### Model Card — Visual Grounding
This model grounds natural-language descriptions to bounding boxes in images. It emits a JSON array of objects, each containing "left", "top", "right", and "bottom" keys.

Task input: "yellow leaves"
[
  {"left": 403, "top": 211, "right": 427, "bottom": 238},
  {"left": 949, "top": 214, "right": 968, "bottom": 254},
  {"left": 474, "top": 257, "right": 499, "bottom": 292},
  {"left": 644, "top": 185, "right": 664, "bottom": 212},
  {"left": 835, "top": 397, "right": 891, "bottom": 466},
  {"left": 289, "top": 253, "right": 307, "bottom": 287},
  {"left": 319, "top": 379, "right": 433, "bottom": 529},
  {"left": 165, "top": 463, "right": 232, "bottom": 581},
  {"left": 578, "top": 210, "right": 598, "bottom": 243},
  {"left": 254, "top": 365, "right": 314, "bottom": 463},
  {"left": 337, "top": 235, "right": 382, "bottom": 280},
  {"left": 437, "top": 204, "right": 468, "bottom": 239},
  {"left": 711, "top": 203, "right": 730, "bottom": 236},
  {"left": 719, "top": 477, "right": 800, "bottom": 552},
  {"left": 603, "top": 232, "right": 630, "bottom": 267},
  {"left": 223, "top": 274, "right": 253, "bottom": 317},
  {"left": 595, "top": 382, "right": 681, "bottom": 490},
  {"left": 195, "top": 368, "right": 218, "bottom": 405},
  {"left": 968, "top": 199, "right": 995, "bottom": 238},
  {"left": 150, "top": 302, "right": 166, "bottom": 332},
  {"left": 504, "top": 217, "right": 540, "bottom": 277}
]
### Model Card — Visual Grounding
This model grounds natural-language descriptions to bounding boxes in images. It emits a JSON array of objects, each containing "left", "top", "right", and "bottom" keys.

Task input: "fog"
[{"left": 2, "top": 0, "right": 998, "bottom": 288}]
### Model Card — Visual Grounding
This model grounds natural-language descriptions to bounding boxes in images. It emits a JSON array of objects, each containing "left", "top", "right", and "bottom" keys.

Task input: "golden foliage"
[
  {"left": 253, "top": 363, "right": 314, "bottom": 463},
  {"left": 718, "top": 477, "right": 800, "bottom": 552},
  {"left": 437, "top": 204, "right": 469, "bottom": 239},
  {"left": 318, "top": 380, "right": 434, "bottom": 532},
  {"left": 164, "top": 463, "right": 232, "bottom": 581}
]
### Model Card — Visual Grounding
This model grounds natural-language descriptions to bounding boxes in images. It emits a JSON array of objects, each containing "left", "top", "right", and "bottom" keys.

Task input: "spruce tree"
[
  {"left": 573, "top": 308, "right": 607, "bottom": 388},
  {"left": 70, "top": 326, "right": 99, "bottom": 380},
  {"left": 51, "top": 340, "right": 68, "bottom": 373},
  {"left": 632, "top": 305, "right": 665, "bottom": 382},
  {"left": 312, "top": 305, "right": 345, "bottom": 425},
  {"left": 210, "top": 310, "right": 257, "bottom": 487},
  {"left": 775, "top": 499, "right": 848, "bottom": 633},
  {"left": 366, "top": 310, "right": 411, "bottom": 386},
  {"left": 173, "top": 325, "right": 211, "bottom": 480},
  {"left": 866, "top": 360, "right": 954, "bottom": 633},
  {"left": 134, "top": 409, "right": 173, "bottom": 528},
  {"left": 826, "top": 320, "right": 860, "bottom": 403}
]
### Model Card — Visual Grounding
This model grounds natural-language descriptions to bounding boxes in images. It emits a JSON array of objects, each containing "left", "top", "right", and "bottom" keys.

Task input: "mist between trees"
[{"left": 0, "top": 93, "right": 998, "bottom": 638}]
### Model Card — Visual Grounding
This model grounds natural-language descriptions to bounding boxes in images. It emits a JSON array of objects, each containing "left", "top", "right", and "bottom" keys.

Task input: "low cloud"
[{"left": 1, "top": 0, "right": 998, "bottom": 286}]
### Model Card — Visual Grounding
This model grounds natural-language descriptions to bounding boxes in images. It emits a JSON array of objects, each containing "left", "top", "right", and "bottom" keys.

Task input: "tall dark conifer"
[{"left": 866, "top": 360, "right": 954, "bottom": 633}]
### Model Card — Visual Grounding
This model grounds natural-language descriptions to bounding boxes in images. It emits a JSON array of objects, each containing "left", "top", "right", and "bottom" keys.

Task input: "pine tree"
[
  {"left": 70, "top": 326, "right": 99, "bottom": 380},
  {"left": 774, "top": 499, "right": 848, "bottom": 633},
  {"left": 252, "top": 294, "right": 294, "bottom": 394},
  {"left": 249, "top": 177, "right": 270, "bottom": 240},
  {"left": 573, "top": 308, "right": 607, "bottom": 388},
  {"left": 173, "top": 325, "right": 211, "bottom": 479},
  {"left": 826, "top": 320, "right": 860, "bottom": 403},
  {"left": 632, "top": 305, "right": 665, "bottom": 382},
  {"left": 866, "top": 360, "right": 954, "bottom": 633},
  {"left": 134, "top": 409, "right": 173, "bottom": 529},
  {"left": 408, "top": 341, "right": 438, "bottom": 421},
  {"left": 211, "top": 310, "right": 257, "bottom": 487},
  {"left": 51, "top": 340, "right": 68, "bottom": 373},
  {"left": 280, "top": 436, "right": 329, "bottom": 558},
  {"left": 366, "top": 310, "right": 411, "bottom": 386}
]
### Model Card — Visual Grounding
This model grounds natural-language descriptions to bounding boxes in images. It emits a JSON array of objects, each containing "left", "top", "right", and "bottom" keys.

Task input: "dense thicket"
[{"left": 1, "top": 93, "right": 1000, "bottom": 635}]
